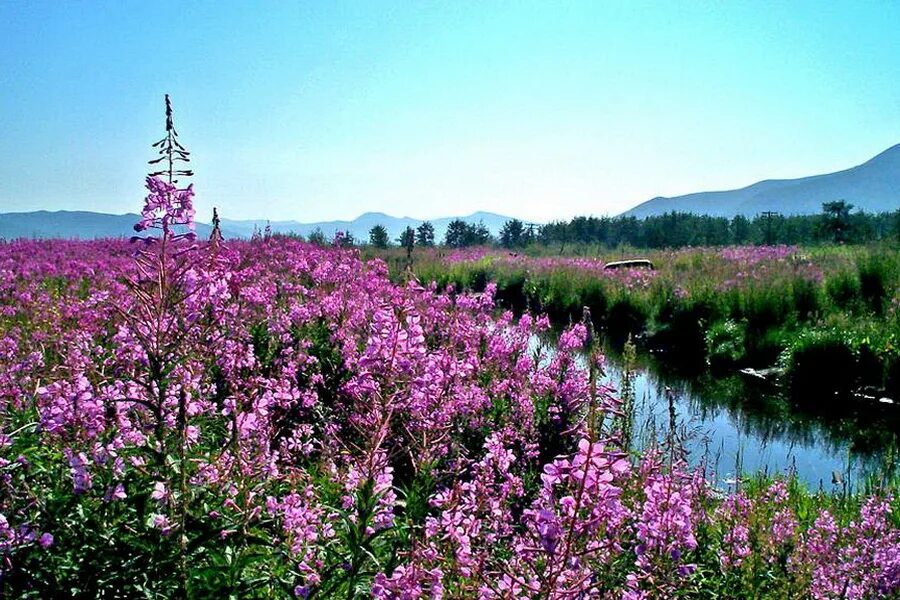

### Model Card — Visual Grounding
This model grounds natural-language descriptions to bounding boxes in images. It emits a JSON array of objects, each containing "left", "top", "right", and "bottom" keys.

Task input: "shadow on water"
[
  {"left": 605, "top": 345, "right": 899, "bottom": 489},
  {"left": 533, "top": 332, "right": 899, "bottom": 489}
]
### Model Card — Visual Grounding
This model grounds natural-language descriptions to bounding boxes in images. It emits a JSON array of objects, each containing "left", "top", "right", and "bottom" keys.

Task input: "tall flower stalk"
[
  {"left": 125, "top": 94, "right": 201, "bottom": 595},
  {"left": 148, "top": 93, "right": 193, "bottom": 186}
]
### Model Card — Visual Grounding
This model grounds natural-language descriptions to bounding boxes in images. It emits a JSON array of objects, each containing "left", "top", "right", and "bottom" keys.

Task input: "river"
[{"left": 533, "top": 335, "right": 898, "bottom": 490}]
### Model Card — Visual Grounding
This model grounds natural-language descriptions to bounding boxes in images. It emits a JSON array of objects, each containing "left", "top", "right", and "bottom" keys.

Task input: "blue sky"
[{"left": 1, "top": 1, "right": 899, "bottom": 223}]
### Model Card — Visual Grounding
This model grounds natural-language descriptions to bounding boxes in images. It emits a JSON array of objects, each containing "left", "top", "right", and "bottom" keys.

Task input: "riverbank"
[
  {"left": 601, "top": 339, "right": 899, "bottom": 489},
  {"left": 375, "top": 244, "right": 900, "bottom": 406}
]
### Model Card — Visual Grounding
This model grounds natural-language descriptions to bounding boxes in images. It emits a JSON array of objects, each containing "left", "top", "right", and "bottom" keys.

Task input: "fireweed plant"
[
  {"left": 389, "top": 245, "right": 900, "bottom": 402},
  {"left": 0, "top": 102, "right": 898, "bottom": 598}
]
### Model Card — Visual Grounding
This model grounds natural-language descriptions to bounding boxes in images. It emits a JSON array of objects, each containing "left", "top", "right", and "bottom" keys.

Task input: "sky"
[{"left": 1, "top": 1, "right": 899, "bottom": 224}]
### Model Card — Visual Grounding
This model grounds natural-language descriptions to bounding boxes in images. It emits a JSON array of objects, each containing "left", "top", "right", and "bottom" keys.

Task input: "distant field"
[{"left": 371, "top": 243, "right": 900, "bottom": 404}]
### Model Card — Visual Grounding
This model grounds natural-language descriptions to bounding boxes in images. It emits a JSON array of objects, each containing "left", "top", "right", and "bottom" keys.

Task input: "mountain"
[
  {"left": 622, "top": 144, "right": 900, "bottom": 218},
  {"left": 220, "top": 211, "right": 514, "bottom": 242},
  {"left": 0, "top": 210, "right": 516, "bottom": 242},
  {"left": 0, "top": 210, "right": 225, "bottom": 240}
]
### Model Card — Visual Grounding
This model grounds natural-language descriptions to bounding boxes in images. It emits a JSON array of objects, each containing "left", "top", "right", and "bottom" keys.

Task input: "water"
[
  {"left": 532, "top": 335, "right": 898, "bottom": 489},
  {"left": 609, "top": 363, "right": 851, "bottom": 488}
]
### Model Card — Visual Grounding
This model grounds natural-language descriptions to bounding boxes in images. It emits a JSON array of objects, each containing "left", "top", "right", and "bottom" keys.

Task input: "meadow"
[
  {"left": 374, "top": 243, "right": 900, "bottom": 406},
  {"left": 1, "top": 185, "right": 899, "bottom": 597}
]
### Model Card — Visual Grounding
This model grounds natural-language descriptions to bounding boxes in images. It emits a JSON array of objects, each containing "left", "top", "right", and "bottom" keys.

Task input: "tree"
[
  {"left": 369, "top": 224, "right": 389, "bottom": 248},
  {"left": 822, "top": 200, "right": 853, "bottom": 243},
  {"left": 333, "top": 230, "right": 354, "bottom": 247},
  {"left": 469, "top": 221, "right": 492, "bottom": 246},
  {"left": 444, "top": 220, "right": 493, "bottom": 247},
  {"left": 701, "top": 216, "right": 730, "bottom": 246},
  {"left": 425, "top": 209, "right": 895, "bottom": 250},
  {"left": 398, "top": 226, "right": 415, "bottom": 250},
  {"left": 521, "top": 224, "right": 536, "bottom": 246},
  {"left": 307, "top": 227, "right": 326, "bottom": 246},
  {"left": 500, "top": 219, "right": 525, "bottom": 248},
  {"left": 731, "top": 215, "right": 751, "bottom": 244},
  {"left": 538, "top": 221, "right": 565, "bottom": 245},
  {"left": 570, "top": 216, "right": 594, "bottom": 244},
  {"left": 444, "top": 219, "right": 469, "bottom": 248},
  {"left": 416, "top": 221, "right": 435, "bottom": 247},
  {"left": 398, "top": 226, "right": 415, "bottom": 269}
]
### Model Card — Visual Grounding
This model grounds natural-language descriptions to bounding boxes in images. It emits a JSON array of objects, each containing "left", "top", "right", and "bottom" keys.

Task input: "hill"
[
  {"left": 0, "top": 210, "right": 515, "bottom": 242},
  {"left": 218, "top": 211, "right": 513, "bottom": 242},
  {"left": 0, "top": 211, "right": 222, "bottom": 240},
  {"left": 623, "top": 144, "right": 900, "bottom": 218}
]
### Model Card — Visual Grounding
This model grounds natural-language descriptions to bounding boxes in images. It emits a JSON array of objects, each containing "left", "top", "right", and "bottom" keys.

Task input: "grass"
[{"left": 370, "top": 242, "right": 900, "bottom": 401}]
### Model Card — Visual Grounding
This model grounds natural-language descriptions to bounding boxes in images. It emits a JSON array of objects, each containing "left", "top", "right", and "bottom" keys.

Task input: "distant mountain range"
[
  {"left": 0, "top": 210, "right": 514, "bottom": 242},
  {"left": 622, "top": 143, "right": 900, "bottom": 218},
  {"left": 0, "top": 211, "right": 223, "bottom": 240},
  {"left": 4, "top": 144, "right": 899, "bottom": 239},
  {"left": 218, "top": 211, "right": 513, "bottom": 242}
]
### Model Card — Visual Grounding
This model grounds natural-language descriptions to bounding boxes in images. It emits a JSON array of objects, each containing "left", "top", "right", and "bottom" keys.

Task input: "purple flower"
[
  {"left": 151, "top": 481, "right": 168, "bottom": 501},
  {"left": 104, "top": 483, "right": 127, "bottom": 502},
  {"left": 151, "top": 514, "right": 172, "bottom": 535},
  {"left": 534, "top": 509, "right": 561, "bottom": 554},
  {"left": 132, "top": 176, "right": 196, "bottom": 242}
]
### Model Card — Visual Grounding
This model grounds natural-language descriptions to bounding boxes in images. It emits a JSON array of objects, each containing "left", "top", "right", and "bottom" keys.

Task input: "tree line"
[
  {"left": 308, "top": 202, "right": 900, "bottom": 249},
  {"left": 535, "top": 202, "right": 900, "bottom": 249}
]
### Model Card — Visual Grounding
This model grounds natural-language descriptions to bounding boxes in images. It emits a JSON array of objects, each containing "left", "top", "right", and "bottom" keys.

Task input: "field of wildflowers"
[
  {"left": 389, "top": 243, "right": 900, "bottom": 403},
  {"left": 1, "top": 182, "right": 899, "bottom": 597},
  {"left": 0, "top": 95, "right": 896, "bottom": 598}
]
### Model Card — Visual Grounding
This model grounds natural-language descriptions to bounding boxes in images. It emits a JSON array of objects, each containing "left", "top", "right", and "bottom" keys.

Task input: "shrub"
[
  {"left": 743, "top": 286, "right": 792, "bottom": 332},
  {"left": 706, "top": 319, "right": 747, "bottom": 370},
  {"left": 580, "top": 279, "right": 609, "bottom": 328},
  {"left": 826, "top": 271, "right": 862, "bottom": 312},
  {"left": 786, "top": 330, "right": 858, "bottom": 406},
  {"left": 493, "top": 271, "right": 528, "bottom": 315},
  {"left": 858, "top": 253, "right": 894, "bottom": 315},
  {"left": 605, "top": 295, "right": 650, "bottom": 340},
  {"left": 791, "top": 276, "right": 820, "bottom": 321},
  {"left": 652, "top": 298, "right": 718, "bottom": 364},
  {"left": 887, "top": 355, "right": 900, "bottom": 400}
]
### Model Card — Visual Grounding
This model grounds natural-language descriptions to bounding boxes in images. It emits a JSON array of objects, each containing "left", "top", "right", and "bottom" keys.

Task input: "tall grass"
[{"left": 377, "top": 243, "right": 900, "bottom": 399}]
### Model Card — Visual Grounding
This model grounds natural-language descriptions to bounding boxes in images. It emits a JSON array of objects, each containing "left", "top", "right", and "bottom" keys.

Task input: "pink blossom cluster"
[
  {"left": 444, "top": 250, "right": 660, "bottom": 290},
  {"left": 719, "top": 244, "right": 800, "bottom": 265},
  {"left": 132, "top": 176, "right": 196, "bottom": 242},
  {"left": 0, "top": 237, "right": 897, "bottom": 597}
]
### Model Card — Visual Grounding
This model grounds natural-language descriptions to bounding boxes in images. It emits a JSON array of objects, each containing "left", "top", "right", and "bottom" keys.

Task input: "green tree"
[
  {"left": 398, "top": 226, "right": 415, "bottom": 250},
  {"left": 369, "top": 224, "right": 389, "bottom": 248},
  {"left": 730, "top": 215, "right": 751, "bottom": 244},
  {"left": 469, "top": 221, "right": 492, "bottom": 246},
  {"left": 500, "top": 219, "right": 525, "bottom": 248},
  {"left": 443, "top": 219, "right": 469, "bottom": 248},
  {"left": 416, "top": 221, "right": 435, "bottom": 247},
  {"left": 822, "top": 200, "right": 854, "bottom": 243},
  {"left": 307, "top": 227, "right": 327, "bottom": 246}
]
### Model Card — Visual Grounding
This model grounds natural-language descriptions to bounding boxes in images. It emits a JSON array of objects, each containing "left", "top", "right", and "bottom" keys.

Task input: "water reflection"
[
  {"left": 613, "top": 353, "right": 899, "bottom": 488},
  {"left": 532, "top": 334, "right": 898, "bottom": 489}
]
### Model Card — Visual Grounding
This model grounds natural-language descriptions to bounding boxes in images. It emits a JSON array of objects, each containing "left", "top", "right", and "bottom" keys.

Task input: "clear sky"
[{"left": 1, "top": 1, "right": 899, "bottom": 223}]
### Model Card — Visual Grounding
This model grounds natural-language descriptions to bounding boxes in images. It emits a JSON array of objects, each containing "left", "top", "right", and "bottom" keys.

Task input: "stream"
[{"left": 534, "top": 335, "right": 899, "bottom": 489}]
